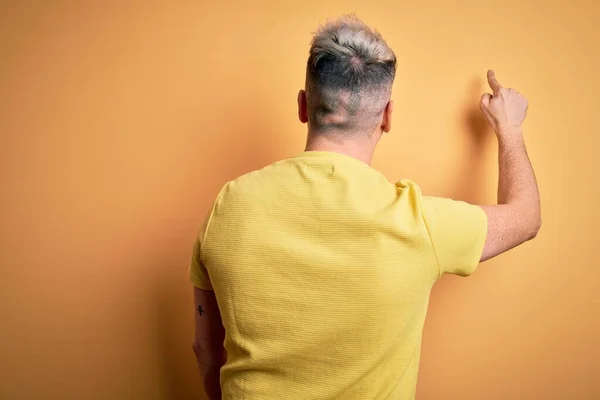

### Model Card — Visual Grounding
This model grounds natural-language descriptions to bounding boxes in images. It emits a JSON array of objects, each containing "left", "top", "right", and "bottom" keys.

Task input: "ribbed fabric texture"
[{"left": 189, "top": 151, "right": 487, "bottom": 400}]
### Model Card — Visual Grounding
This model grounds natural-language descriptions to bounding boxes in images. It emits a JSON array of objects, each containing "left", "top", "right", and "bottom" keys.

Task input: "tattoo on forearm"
[{"left": 197, "top": 305, "right": 204, "bottom": 316}]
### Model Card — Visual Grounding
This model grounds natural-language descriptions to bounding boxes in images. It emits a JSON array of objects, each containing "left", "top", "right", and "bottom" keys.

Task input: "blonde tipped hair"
[
  {"left": 305, "top": 15, "right": 396, "bottom": 134},
  {"left": 310, "top": 15, "right": 396, "bottom": 72}
]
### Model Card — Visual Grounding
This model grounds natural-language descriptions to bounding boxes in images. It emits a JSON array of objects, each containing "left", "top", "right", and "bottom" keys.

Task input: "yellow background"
[{"left": 1, "top": 1, "right": 598, "bottom": 399}]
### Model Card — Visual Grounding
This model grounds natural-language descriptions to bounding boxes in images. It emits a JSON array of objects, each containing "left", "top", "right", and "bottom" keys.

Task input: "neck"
[{"left": 304, "top": 131, "right": 378, "bottom": 165}]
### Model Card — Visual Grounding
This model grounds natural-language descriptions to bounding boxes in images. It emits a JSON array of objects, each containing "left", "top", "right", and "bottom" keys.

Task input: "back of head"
[{"left": 306, "top": 15, "right": 396, "bottom": 136}]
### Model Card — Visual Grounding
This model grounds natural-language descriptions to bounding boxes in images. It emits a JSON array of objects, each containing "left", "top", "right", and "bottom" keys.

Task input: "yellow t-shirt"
[{"left": 189, "top": 151, "right": 487, "bottom": 400}]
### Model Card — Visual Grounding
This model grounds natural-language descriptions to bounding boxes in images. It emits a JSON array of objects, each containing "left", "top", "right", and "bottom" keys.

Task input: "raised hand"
[{"left": 480, "top": 70, "right": 529, "bottom": 138}]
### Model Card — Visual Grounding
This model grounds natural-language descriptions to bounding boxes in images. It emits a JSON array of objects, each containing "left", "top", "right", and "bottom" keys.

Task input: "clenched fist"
[{"left": 480, "top": 70, "right": 528, "bottom": 138}]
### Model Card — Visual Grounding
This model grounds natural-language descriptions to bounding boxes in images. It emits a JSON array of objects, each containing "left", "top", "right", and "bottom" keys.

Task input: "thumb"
[{"left": 480, "top": 93, "right": 492, "bottom": 110}]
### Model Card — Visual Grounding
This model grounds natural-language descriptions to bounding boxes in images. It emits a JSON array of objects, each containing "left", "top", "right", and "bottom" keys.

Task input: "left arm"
[{"left": 192, "top": 287, "right": 226, "bottom": 400}]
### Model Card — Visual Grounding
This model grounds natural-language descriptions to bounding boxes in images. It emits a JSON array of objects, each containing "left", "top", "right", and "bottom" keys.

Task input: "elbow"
[
  {"left": 193, "top": 341, "right": 221, "bottom": 366},
  {"left": 192, "top": 341, "right": 203, "bottom": 359},
  {"left": 527, "top": 217, "right": 542, "bottom": 240}
]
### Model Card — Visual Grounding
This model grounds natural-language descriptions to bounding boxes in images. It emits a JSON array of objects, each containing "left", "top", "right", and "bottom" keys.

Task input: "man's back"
[
  {"left": 190, "top": 150, "right": 487, "bottom": 399},
  {"left": 189, "top": 16, "right": 540, "bottom": 400}
]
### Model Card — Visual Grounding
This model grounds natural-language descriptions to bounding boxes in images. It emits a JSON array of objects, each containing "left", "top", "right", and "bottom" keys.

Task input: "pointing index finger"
[{"left": 487, "top": 70, "right": 502, "bottom": 95}]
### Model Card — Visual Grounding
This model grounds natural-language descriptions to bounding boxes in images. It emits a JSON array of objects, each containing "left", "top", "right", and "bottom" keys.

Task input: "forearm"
[
  {"left": 200, "top": 363, "right": 222, "bottom": 400},
  {"left": 497, "top": 130, "right": 541, "bottom": 235},
  {"left": 194, "top": 345, "right": 225, "bottom": 400}
]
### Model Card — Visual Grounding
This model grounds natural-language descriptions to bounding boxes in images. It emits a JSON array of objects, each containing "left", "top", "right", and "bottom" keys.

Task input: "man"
[{"left": 189, "top": 15, "right": 541, "bottom": 400}]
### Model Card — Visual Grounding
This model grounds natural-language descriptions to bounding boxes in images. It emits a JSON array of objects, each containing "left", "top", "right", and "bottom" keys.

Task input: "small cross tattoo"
[{"left": 197, "top": 305, "right": 204, "bottom": 316}]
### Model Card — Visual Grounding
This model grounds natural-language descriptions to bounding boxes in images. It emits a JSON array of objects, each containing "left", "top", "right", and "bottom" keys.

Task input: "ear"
[
  {"left": 381, "top": 100, "right": 393, "bottom": 133},
  {"left": 297, "top": 90, "right": 308, "bottom": 124}
]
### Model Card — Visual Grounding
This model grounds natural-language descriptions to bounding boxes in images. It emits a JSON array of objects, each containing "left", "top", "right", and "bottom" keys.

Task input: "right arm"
[{"left": 478, "top": 70, "right": 541, "bottom": 262}]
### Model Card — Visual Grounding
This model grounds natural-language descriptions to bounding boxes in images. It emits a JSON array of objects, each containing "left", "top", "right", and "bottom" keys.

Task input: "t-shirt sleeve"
[
  {"left": 188, "top": 215, "right": 214, "bottom": 291},
  {"left": 420, "top": 196, "right": 488, "bottom": 277}
]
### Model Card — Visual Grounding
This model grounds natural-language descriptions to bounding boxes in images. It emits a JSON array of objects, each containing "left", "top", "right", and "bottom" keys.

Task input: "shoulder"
[
  {"left": 213, "top": 158, "right": 293, "bottom": 208},
  {"left": 395, "top": 178, "right": 421, "bottom": 192},
  {"left": 394, "top": 178, "right": 424, "bottom": 204}
]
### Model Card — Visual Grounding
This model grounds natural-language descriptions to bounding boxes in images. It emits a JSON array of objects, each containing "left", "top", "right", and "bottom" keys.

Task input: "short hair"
[{"left": 305, "top": 15, "right": 396, "bottom": 135}]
